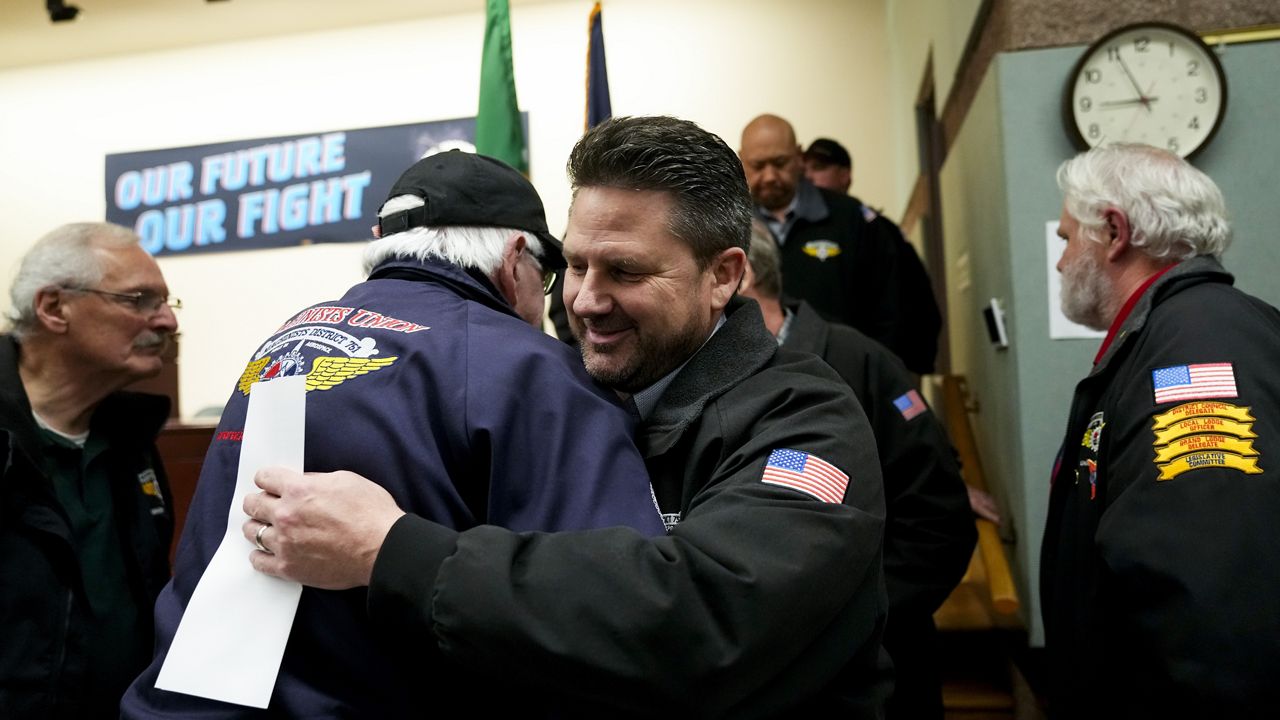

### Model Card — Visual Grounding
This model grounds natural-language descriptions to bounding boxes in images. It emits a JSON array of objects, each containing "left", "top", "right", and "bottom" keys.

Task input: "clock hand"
[
  {"left": 1115, "top": 54, "right": 1150, "bottom": 108},
  {"left": 1100, "top": 96, "right": 1161, "bottom": 108}
]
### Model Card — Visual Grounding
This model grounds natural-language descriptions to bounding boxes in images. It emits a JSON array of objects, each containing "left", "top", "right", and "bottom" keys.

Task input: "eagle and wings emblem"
[
  {"left": 237, "top": 354, "right": 398, "bottom": 395},
  {"left": 237, "top": 323, "right": 403, "bottom": 396}
]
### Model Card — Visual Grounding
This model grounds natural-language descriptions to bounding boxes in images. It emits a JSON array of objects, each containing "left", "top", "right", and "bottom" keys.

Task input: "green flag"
[{"left": 476, "top": 0, "right": 526, "bottom": 173}]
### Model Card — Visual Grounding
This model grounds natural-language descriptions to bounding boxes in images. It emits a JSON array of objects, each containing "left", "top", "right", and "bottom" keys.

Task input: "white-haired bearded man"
[{"left": 1042, "top": 143, "right": 1280, "bottom": 717}]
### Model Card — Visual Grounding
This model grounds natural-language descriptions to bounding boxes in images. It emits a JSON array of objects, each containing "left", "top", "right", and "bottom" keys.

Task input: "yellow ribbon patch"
[
  {"left": 1152, "top": 401, "right": 1255, "bottom": 430},
  {"left": 1157, "top": 451, "right": 1263, "bottom": 481},
  {"left": 1153, "top": 434, "right": 1259, "bottom": 464},
  {"left": 1153, "top": 416, "right": 1258, "bottom": 445},
  {"left": 1151, "top": 401, "right": 1263, "bottom": 480}
]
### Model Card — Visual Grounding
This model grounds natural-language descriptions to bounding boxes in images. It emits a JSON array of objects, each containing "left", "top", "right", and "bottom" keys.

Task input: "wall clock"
[{"left": 1064, "top": 22, "right": 1227, "bottom": 159}]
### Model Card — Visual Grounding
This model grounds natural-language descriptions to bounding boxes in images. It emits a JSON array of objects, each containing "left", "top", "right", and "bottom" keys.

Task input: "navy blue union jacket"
[{"left": 122, "top": 256, "right": 665, "bottom": 718}]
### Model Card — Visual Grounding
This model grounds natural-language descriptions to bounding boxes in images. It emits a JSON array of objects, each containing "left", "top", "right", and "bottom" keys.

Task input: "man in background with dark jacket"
[
  {"left": 1, "top": 222, "right": 178, "bottom": 718},
  {"left": 740, "top": 217, "right": 975, "bottom": 719},
  {"left": 739, "top": 114, "right": 942, "bottom": 375}
]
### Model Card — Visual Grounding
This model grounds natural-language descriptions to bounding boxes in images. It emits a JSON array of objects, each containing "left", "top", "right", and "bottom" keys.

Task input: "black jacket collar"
[
  {"left": 1092, "top": 256, "right": 1233, "bottom": 375},
  {"left": 639, "top": 297, "right": 778, "bottom": 455},
  {"left": 778, "top": 298, "right": 830, "bottom": 356}
]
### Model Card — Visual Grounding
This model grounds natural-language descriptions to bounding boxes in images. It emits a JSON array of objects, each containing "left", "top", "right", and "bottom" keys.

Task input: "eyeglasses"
[
  {"left": 522, "top": 248, "right": 558, "bottom": 296},
  {"left": 62, "top": 287, "right": 182, "bottom": 314}
]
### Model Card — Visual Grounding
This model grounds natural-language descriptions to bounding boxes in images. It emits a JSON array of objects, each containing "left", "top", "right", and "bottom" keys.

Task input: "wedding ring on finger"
[{"left": 254, "top": 522, "right": 274, "bottom": 555}]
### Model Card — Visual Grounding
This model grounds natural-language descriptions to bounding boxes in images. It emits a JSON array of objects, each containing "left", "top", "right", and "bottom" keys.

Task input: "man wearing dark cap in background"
[
  {"left": 740, "top": 115, "right": 942, "bottom": 376},
  {"left": 122, "top": 150, "right": 666, "bottom": 717},
  {"left": 803, "top": 137, "right": 854, "bottom": 195}
]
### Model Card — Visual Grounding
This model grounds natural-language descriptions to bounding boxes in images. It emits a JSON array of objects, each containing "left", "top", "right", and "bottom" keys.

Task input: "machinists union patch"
[
  {"left": 236, "top": 304, "right": 425, "bottom": 395},
  {"left": 1078, "top": 412, "right": 1104, "bottom": 500},
  {"left": 1082, "top": 412, "right": 1105, "bottom": 453},
  {"left": 801, "top": 240, "right": 841, "bottom": 261},
  {"left": 137, "top": 468, "right": 166, "bottom": 516}
]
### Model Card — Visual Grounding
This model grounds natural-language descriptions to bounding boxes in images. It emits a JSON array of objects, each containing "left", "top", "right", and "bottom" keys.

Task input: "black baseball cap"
[
  {"left": 803, "top": 138, "right": 852, "bottom": 168},
  {"left": 377, "top": 150, "right": 565, "bottom": 269}
]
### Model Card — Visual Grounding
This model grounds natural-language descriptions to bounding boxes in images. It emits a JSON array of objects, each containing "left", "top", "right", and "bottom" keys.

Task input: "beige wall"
[
  {"left": 884, "top": 0, "right": 985, "bottom": 217},
  {"left": 0, "top": 0, "right": 896, "bottom": 419}
]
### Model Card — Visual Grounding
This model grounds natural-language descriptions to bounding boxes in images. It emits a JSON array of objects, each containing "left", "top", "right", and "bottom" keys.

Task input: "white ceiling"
[{"left": 0, "top": 0, "right": 557, "bottom": 71}]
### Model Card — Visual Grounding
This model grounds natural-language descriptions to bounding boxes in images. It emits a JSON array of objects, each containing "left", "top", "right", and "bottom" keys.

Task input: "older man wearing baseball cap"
[{"left": 122, "top": 150, "right": 665, "bottom": 718}]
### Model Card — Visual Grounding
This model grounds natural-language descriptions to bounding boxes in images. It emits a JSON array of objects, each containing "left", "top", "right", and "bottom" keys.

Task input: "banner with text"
[{"left": 104, "top": 116, "right": 521, "bottom": 257}]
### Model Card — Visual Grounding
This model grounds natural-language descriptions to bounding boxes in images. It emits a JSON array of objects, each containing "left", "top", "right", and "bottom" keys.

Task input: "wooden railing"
[{"left": 935, "top": 375, "right": 1021, "bottom": 626}]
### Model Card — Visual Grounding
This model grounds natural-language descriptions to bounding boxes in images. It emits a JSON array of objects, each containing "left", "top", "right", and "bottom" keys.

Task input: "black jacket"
[
  {"left": 1040, "top": 257, "right": 1280, "bottom": 718},
  {"left": 368, "top": 298, "right": 891, "bottom": 717},
  {"left": 782, "top": 299, "right": 973, "bottom": 619},
  {"left": 771, "top": 182, "right": 941, "bottom": 374},
  {"left": 783, "top": 299, "right": 972, "bottom": 719},
  {"left": 0, "top": 336, "right": 172, "bottom": 719}
]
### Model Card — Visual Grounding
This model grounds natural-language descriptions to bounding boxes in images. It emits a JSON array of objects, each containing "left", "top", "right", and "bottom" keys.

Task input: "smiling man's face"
[{"left": 563, "top": 186, "right": 718, "bottom": 393}]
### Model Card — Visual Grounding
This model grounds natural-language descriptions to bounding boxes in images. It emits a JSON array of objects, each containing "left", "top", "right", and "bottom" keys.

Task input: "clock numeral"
[
  {"left": 1088, "top": 123, "right": 1101, "bottom": 140},
  {"left": 1086, "top": 69, "right": 1102, "bottom": 84},
  {"left": 1195, "top": 87, "right": 1208, "bottom": 103},
  {"left": 1187, "top": 60, "right": 1200, "bottom": 76},
  {"left": 1106, "top": 46, "right": 1120, "bottom": 62},
  {"left": 1079, "top": 97, "right": 1093, "bottom": 112},
  {"left": 1134, "top": 37, "right": 1150, "bottom": 53},
  {"left": 1168, "top": 41, "right": 1176, "bottom": 56},
  {"left": 1188, "top": 116, "right": 1200, "bottom": 130},
  {"left": 1167, "top": 138, "right": 1180, "bottom": 153}
]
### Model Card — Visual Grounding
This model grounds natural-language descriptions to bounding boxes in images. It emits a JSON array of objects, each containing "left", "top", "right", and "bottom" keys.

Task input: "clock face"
[{"left": 1065, "top": 22, "right": 1227, "bottom": 158}]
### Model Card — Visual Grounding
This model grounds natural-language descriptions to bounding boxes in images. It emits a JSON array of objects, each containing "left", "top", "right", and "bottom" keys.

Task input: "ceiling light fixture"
[{"left": 46, "top": 0, "right": 80, "bottom": 22}]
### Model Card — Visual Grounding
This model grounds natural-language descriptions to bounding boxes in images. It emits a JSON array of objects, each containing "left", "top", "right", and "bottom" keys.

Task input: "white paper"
[
  {"left": 156, "top": 375, "right": 306, "bottom": 708},
  {"left": 1046, "top": 220, "right": 1106, "bottom": 340}
]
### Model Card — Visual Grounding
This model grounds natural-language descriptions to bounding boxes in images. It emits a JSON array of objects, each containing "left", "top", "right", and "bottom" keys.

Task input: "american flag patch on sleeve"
[
  {"left": 1152, "top": 363, "right": 1237, "bottom": 403},
  {"left": 893, "top": 389, "right": 928, "bottom": 420},
  {"left": 761, "top": 448, "right": 849, "bottom": 504}
]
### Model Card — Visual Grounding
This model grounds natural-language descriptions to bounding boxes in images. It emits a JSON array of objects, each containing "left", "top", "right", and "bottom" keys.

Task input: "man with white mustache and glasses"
[
  {"left": 1043, "top": 143, "right": 1280, "bottom": 717},
  {"left": 0, "top": 222, "right": 180, "bottom": 718}
]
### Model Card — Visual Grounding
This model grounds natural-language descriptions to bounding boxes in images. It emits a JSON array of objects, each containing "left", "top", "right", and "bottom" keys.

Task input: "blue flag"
[{"left": 585, "top": 2, "right": 612, "bottom": 130}]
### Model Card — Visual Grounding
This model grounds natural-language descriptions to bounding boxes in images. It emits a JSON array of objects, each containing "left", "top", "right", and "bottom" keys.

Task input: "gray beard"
[{"left": 1059, "top": 248, "right": 1113, "bottom": 332}]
